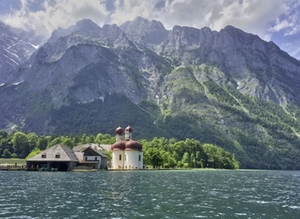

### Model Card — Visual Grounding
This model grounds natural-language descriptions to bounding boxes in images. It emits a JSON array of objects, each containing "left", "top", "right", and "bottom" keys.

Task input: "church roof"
[{"left": 111, "top": 139, "right": 142, "bottom": 151}]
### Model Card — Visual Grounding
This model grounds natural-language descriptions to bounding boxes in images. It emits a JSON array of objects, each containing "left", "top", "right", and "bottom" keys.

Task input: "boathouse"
[
  {"left": 26, "top": 144, "right": 78, "bottom": 171},
  {"left": 26, "top": 144, "right": 108, "bottom": 171}
]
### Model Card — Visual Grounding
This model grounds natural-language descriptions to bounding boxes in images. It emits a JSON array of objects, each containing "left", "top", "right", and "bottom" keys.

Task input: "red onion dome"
[
  {"left": 115, "top": 126, "right": 123, "bottom": 135},
  {"left": 111, "top": 141, "right": 126, "bottom": 150},
  {"left": 125, "top": 140, "right": 142, "bottom": 151},
  {"left": 125, "top": 125, "right": 133, "bottom": 133}
]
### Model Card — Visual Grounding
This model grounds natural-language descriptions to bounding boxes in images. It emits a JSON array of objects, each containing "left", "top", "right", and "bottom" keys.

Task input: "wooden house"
[
  {"left": 73, "top": 144, "right": 108, "bottom": 169},
  {"left": 26, "top": 144, "right": 108, "bottom": 171},
  {"left": 26, "top": 144, "right": 78, "bottom": 171}
]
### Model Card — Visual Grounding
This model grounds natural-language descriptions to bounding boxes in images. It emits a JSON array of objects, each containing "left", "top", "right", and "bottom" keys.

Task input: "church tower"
[
  {"left": 124, "top": 125, "right": 133, "bottom": 140},
  {"left": 111, "top": 125, "right": 143, "bottom": 169},
  {"left": 115, "top": 126, "right": 123, "bottom": 141}
]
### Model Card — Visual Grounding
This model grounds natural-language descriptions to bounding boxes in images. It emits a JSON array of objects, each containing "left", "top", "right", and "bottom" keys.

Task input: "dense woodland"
[{"left": 0, "top": 131, "right": 239, "bottom": 169}]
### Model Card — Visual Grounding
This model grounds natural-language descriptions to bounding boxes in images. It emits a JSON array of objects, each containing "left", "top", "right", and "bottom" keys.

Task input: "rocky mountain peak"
[
  {"left": 48, "top": 19, "right": 102, "bottom": 44},
  {"left": 74, "top": 18, "right": 99, "bottom": 30},
  {"left": 120, "top": 16, "right": 169, "bottom": 48},
  {"left": 0, "top": 21, "right": 38, "bottom": 83}
]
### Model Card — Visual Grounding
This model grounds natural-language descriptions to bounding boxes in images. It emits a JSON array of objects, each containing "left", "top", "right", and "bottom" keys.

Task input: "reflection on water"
[{"left": 0, "top": 170, "right": 300, "bottom": 218}]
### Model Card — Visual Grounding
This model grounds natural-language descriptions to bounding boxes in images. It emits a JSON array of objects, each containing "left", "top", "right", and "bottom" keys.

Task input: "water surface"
[{"left": 0, "top": 170, "right": 299, "bottom": 218}]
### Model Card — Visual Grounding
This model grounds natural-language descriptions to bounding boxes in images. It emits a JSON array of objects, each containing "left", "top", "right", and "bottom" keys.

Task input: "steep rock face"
[
  {"left": 159, "top": 25, "right": 300, "bottom": 105},
  {"left": 102, "top": 24, "right": 136, "bottom": 48},
  {"left": 0, "top": 22, "right": 41, "bottom": 83},
  {"left": 120, "top": 16, "right": 169, "bottom": 51},
  {"left": 13, "top": 19, "right": 146, "bottom": 108},
  {"left": 48, "top": 19, "right": 102, "bottom": 43},
  {"left": 0, "top": 18, "right": 171, "bottom": 132}
]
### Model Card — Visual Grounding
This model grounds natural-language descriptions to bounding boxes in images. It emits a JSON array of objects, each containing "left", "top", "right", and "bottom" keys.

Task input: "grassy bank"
[{"left": 0, "top": 158, "right": 26, "bottom": 165}]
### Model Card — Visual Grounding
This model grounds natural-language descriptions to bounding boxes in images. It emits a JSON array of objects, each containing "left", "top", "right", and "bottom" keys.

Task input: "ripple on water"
[{"left": 0, "top": 170, "right": 300, "bottom": 218}]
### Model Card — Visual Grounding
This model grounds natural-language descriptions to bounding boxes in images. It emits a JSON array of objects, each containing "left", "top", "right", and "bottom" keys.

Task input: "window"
[
  {"left": 119, "top": 154, "right": 122, "bottom": 161},
  {"left": 41, "top": 153, "right": 46, "bottom": 158},
  {"left": 55, "top": 153, "right": 60, "bottom": 158},
  {"left": 139, "top": 155, "right": 141, "bottom": 161},
  {"left": 95, "top": 157, "right": 97, "bottom": 161}
]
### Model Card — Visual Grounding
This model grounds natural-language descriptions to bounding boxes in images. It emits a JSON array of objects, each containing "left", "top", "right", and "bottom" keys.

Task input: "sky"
[{"left": 0, "top": 0, "right": 300, "bottom": 60}]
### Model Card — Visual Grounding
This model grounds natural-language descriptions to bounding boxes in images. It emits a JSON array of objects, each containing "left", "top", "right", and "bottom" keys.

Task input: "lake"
[{"left": 0, "top": 170, "right": 299, "bottom": 218}]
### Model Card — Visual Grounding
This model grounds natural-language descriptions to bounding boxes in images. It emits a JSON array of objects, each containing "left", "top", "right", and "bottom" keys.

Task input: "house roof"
[
  {"left": 73, "top": 144, "right": 108, "bottom": 158},
  {"left": 27, "top": 144, "right": 79, "bottom": 162},
  {"left": 99, "top": 144, "right": 113, "bottom": 151}
]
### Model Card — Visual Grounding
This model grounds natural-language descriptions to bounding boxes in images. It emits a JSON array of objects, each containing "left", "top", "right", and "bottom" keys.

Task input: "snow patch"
[
  {"left": 12, "top": 80, "right": 23, "bottom": 86},
  {"left": 3, "top": 54, "right": 19, "bottom": 65},
  {"left": 28, "top": 42, "right": 39, "bottom": 49},
  {"left": 4, "top": 48, "right": 20, "bottom": 59},
  {"left": 99, "top": 96, "right": 105, "bottom": 102},
  {"left": 78, "top": 99, "right": 94, "bottom": 104}
]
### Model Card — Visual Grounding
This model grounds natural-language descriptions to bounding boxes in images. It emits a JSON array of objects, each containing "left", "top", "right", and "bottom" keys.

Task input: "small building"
[
  {"left": 26, "top": 144, "right": 108, "bottom": 171},
  {"left": 73, "top": 144, "right": 108, "bottom": 169},
  {"left": 111, "top": 126, "right": 143, "bottom": 169},
  {"left": 26, "top": 144, "right": 78, "bottom": 171}
]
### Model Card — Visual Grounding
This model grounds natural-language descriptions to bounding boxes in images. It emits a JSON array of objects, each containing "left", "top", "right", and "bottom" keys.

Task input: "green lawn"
[{"left": 0, "top": 158, "right": 26, "bottom": 165}]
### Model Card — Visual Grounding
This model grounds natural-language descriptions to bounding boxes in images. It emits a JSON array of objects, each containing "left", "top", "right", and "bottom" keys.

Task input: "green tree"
[
  {"left": 144, "top": 148, "right": 163, "bottom": 168},
  {"left": 48, "top": 137, "right": 62, "bottom": 147},
  {"left": 12, "top": 132, "right": 29, "bottom": 158},
  {"left": 26, "top": 149, "right": 42, "bottom": 159},
  {"left": 181, "top": 152, "right": 190, "bottom": 168},
  {"left": 61, "top": 137, "right": 75, "bottom": 147},
  {"left": 2, "top": 149, "right": 11, "bottom": 158},
  {"left": 86, "top": 135, "right": 95, "bottom": 143},
  {"left": 95, "top": 133, "right": 104, "bottom": 143},
  {"left": 80, "top": 134, "right": 87, "bottom": 144},
  {"left": 37, "top": 136, "right": 47, "bottom": 150},
  {"left": 27, "top": 132, "right": 38, "bottom": 149},
  {"left": 161, "top": 151, "right": 177, "bottom": 168}
]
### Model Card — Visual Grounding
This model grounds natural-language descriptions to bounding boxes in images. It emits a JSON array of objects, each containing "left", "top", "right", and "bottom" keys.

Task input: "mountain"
[
  {"left": 0, "top": 21, "right": 44, "bottom": 84},
  {"left": 1, "top": 17, "right": 300, "bottom": 169},
  {"left": 120, "top": 16, "right": 169, "bottom": 51}
]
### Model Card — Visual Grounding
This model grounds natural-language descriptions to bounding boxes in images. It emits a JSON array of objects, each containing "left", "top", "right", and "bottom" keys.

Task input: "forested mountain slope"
[{"left": 1, "top": 17, "right": 300, "bottom": 169}]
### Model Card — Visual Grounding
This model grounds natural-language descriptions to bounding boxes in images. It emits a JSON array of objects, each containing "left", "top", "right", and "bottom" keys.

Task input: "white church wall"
[
  {"left": 124, "top": 150, "right": 139, "bottom": 169},
  {"left": 112, "top": 150, "right": 124, "bottom": 169}
]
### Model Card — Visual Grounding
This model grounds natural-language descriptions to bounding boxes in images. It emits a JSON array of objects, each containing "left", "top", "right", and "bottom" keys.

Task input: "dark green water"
[{"left": 0, "top": 170, "right": 299, "bottom": 218}]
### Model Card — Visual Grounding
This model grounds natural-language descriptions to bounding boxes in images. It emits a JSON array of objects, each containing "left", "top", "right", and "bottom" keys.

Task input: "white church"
[{"left": 110, "top": 126, "right": 143, "bottom": 169}]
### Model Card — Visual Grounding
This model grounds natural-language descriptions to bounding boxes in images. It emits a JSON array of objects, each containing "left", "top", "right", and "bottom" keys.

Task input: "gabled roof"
[
  {"left": 100, "top": 144, "right": 113, "bottom": 151},
  {"left": 27, "top": 144, "right": 78, "bottom": 162},
  {"left": 73, "top": 144, "right": 107, "bottom": 158},
  {"left": 75, "top": 143, "right": 112, "bottom": 152}
]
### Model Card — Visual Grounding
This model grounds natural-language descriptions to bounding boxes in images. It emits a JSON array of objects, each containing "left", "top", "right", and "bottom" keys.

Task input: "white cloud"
[
  {"left": 269, "top": 11, "right": 300, "bottom": 36},
  {"left": 1, "top": 0, "right": 300, "bottom": 59},
  {"left": 1, "top": 0, "right": 109, "bottom": 35},
  {"left": 109, "top": 0, "right": 161, "bottom": 25},
  {"left": 108, "top": 0, "right": 289, "bottom": 40},
  {"left": 270, "top": 19, "right": 291, "bottom": 32},
  {"left": 0, "top": 0, "right": 294, "bottom": 37}
]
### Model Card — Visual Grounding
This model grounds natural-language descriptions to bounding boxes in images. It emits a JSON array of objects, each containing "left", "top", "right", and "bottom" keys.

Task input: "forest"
[{"left": 0, "top": 131, "right": 239, "bottom": 169}]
